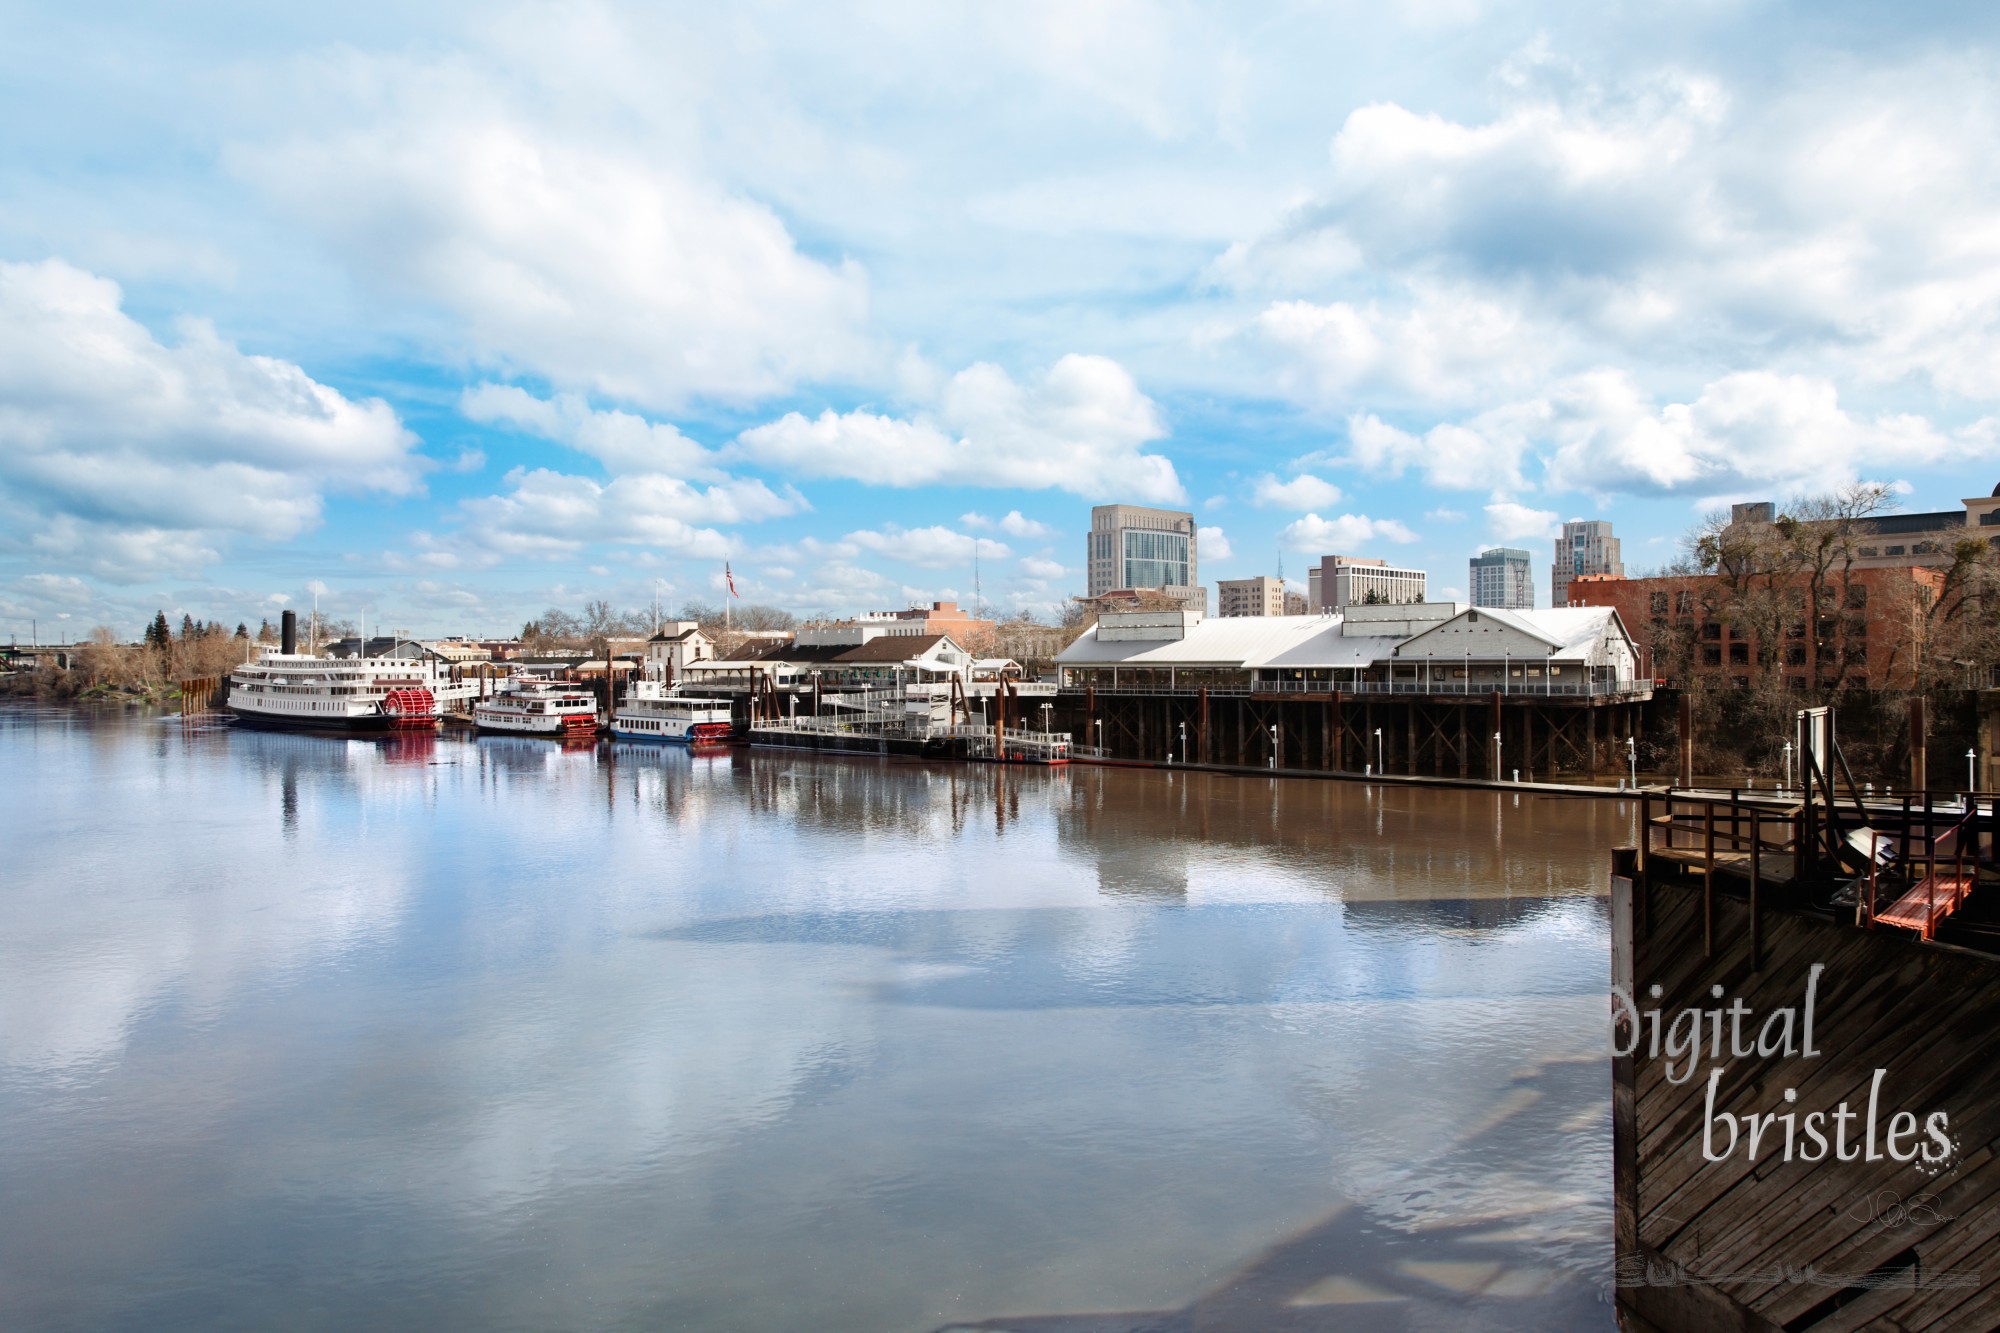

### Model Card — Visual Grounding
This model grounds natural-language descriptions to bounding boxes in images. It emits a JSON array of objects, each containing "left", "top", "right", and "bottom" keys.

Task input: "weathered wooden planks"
[{"left": 1617, "top": 871, "right": 2000, "bottom": 1331}]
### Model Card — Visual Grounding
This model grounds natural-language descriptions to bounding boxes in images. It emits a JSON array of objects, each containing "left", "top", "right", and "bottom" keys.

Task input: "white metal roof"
[
  {"left": 1059, "top": 615, "right": 1401, "bottom": 669},
  {"left": 1057, "top": 606, "right": 1629, "bottom": 671}
]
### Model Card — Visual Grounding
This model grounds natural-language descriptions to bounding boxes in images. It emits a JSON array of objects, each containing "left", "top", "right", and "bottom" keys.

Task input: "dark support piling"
[
  {"left": 1678, "top": 693, "right": 1694, "bottom": 789},
  {"left": 1750, "top": 803, "right": 1763, "bottom": 972},
  {"left": 1703, "top": 800, "right": 1716, "bottom": 958},
  {"left": 1912, "top": 696, "right": 1928, "bottom": 794}
]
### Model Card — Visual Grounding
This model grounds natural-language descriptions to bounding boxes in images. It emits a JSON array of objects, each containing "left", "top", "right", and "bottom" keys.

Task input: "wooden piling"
[
  {"left": 1911, "top": 695, "right": 1928, "bottom": 793},
  {"left": 1678, "top": 692, "right": 1694, "bottom": 789},
  {"left": 1702, "top": 799, "right": 1715, "bottom": 957}
]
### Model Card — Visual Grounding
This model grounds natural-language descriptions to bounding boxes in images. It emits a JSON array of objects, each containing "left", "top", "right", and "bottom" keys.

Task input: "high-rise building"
[
  {"left": 1470, "top": 547, "right": 1535, "bottom": 609},
  {"left": 1086, "top": 504, "right": 1204, "bottom": 612},
  {"left": 1317, "top": 555, "right": 1426, "bottom": 609},
  {"left": 1307, "top": 566, "right": 1322, "bottom": 613},
  {"left": 1216, "top": 576, "right": 1289, "bottom": 617},
  {"left": 1552, "top": 520, "right": 1623, "bottom": 606}
]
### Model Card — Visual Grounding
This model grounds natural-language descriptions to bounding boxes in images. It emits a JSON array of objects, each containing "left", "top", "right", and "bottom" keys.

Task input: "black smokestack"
[{"left": 281, "top": 609, "right": 297, "bottom": 654}]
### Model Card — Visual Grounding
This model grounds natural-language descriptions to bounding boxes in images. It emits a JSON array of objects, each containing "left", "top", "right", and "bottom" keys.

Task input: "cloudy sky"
[{"left": 6, "top": 1, "right": 2000, "bottom": 638}]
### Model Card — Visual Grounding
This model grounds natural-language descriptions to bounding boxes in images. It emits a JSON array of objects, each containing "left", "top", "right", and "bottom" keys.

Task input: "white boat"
[
  {"left": 229, "top": 648, "right": 449, "bottom": 732},
  {"left": 474, "top": 679, "right": 600, "bottom": 737},
  {"left": 610, "top": 681, "right": 734, "bottom": 743}
]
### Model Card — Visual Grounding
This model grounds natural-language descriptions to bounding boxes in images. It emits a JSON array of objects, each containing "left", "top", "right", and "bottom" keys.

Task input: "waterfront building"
[
  {"left": 1552, "top": 520, "right": 1622, "bottom": 606},
  {"left": 1086, "top": 504, "right": 1205, "bottom": 613},
  {"left": 840, "top": 600, "right": 995, "bottom": 643},
  {"left": 423, "top": 639, "right": 493, "bottom": 665},
  {"left": 684, "top": 631, "right": 974, "bottom": 690},
  {"left": 644, "top": 622, "right": 716, "bottom": 679},
  {"left": 1469, "top": 548, "right": 1535, "bottom": 610},
  {"left": 1056, "top": 602, "right": 1643, "bottom": 697},
  {"left": 1316, "top": 555, "right": 1426, "bottom": 609},
  {"left": 1216, "top": 576, "right": 1288, "bottom": 617},
  {"left": 1565, "top": 564, "right": 1945, "bottom": 690}
]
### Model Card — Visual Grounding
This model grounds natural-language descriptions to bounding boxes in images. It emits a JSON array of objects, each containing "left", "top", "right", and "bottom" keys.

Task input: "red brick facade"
[{"left": 1567, "top": 566, "right": 1944, "bottom": 690}]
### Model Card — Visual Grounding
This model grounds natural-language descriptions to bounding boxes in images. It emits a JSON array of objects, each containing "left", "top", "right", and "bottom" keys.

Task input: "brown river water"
[{"left": 0, "top": 707, "right": 1635, "bottom": 1330}]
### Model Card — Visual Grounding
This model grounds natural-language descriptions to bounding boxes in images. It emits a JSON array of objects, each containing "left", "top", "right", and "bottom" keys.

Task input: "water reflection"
[{"left": 0, "top": 710, "right": 1617, "bottom": 1330}]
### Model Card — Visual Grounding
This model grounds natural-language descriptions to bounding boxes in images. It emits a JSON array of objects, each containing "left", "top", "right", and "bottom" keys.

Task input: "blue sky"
[{"left": 6, "top": 1, "right": 2000, "bottom": 639}]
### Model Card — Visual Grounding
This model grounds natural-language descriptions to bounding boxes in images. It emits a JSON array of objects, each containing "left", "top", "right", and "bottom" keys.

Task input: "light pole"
[
  {"left": 1179, "top": 720, "right": 1187, "bottom": 766},
  {"left": 1627, "top": 736, "right": 1637, "bottom": 791},
  {"left": 1269, "top": 723, "right": 1278, "bottom": 770},
  {"left": 1782, "top": 740, "right": 1794, "bottom": 794},
  {"left": 1375, "top": 727, "right": 1384, "bottom": 775},
  {"left": 1492, "top": 731, "right": 1501, "bottom": 781},
  {"left": 1041, "top": 702, "right": 1051, "bottom": 734},
  {"left": 1969, "top": 748, "right": 1978, "bottom": 794},
  {"left": 1095, "top": 718, "right": 1103, "bottom": 754}
]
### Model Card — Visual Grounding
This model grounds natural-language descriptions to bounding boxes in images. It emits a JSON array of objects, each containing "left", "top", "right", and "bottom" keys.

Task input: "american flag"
[{"left": 725, "top": 561, "right": 739, "bottom": 598}]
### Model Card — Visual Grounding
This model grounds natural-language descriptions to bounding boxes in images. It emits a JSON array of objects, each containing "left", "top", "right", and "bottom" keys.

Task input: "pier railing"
[{"left": 1065, "top": 678, "right": 1652, "bottom": 700}]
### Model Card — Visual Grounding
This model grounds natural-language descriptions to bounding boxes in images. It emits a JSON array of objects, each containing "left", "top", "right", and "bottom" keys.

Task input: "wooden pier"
[{"left": 1613, "top": 804, "right": 2000, "bottom": 1330}]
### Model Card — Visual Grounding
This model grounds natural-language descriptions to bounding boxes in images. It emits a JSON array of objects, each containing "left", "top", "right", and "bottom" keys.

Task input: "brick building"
[{"left": 1567, "top": 566, "right": 1945, "bottom": 690}]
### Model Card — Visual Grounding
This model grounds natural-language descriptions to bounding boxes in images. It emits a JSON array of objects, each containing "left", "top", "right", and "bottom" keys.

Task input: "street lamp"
[
  {"left": 1269, "top": 723, "right": 1279, "bottom": 769},
  {"left": 1095, "top": 718, "right": 1104, "bottom": 754},
  {"left": 1627, "top": 736, "right": 1637, "bottom": 790},
  {"left": 1040, "top": 701, "right": 1052, "bottom": 733},
  {"left": 1782, "top": 740, "right": 1794, "bottom": 794},
  {"left": 1968, "top": 748, "right": 1978, "bottom": 795},
  {"left": 1492, "top": 731, "right": 1502, "bottom": 781},
  {"left": 1375, "top": 727, "right": 1384, "bottom": 775},
  {"left": 1179, "top": 720, "right": 1187, "bottom": 766}
]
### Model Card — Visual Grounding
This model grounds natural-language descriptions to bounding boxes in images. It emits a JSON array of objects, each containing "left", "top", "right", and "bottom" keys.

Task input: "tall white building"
[
  {"left": 1552, "top": 520, "right": 1622, "bottom": 606},
  {"left": 1316, "top": 554, "right": 1426, "bottom": 609},
  {"left": 1469, "top": 547, "right": 1535, "bottom": 609},
  {"left": 1086, "top": 504, "right": 1205, "bottom": 612}
]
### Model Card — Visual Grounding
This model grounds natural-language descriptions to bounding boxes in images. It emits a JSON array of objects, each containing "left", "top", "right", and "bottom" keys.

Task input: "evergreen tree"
[
  {"left": 146, "top": 611, "right": 171, "bottom": 651},
  {"left": 235, "top": 622, "right": 249, "bottom": 640},
  {"left": 179, "top": 613, "right": 195, "bottom": 641}
]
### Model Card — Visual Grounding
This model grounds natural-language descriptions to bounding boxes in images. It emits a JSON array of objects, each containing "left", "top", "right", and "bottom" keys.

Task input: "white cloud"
[
  {"left": 0, "top": 259, "right": 420, "bottom": 581},
  {"left": 844, "top": 526, "right": 1010, "bottom": 569},
  {"left": 1251, "top": 473, "right": 1343, "bottom": 509},
  {"left": 961, "top": 509, "right": 1055, "bottom": 538},
  {"left": 1331, "top": 412, "right": 1529, "bottom": 493},
  {"left": 461, "top": 386, "right": 719, "bottom": 478},
  {"left": 1223, "top": 54, "right": 2000, "bottom": 415},
  {"left": 1484, "top": 500, "right": 1560, "bottom": 541},
  {"left": 1537, "top": 369, "right": 1962, "bottom": 496},
  {"left": 458, "top": 468, "right": 803, "bottom": 560},
  {"left": 238, "top": 118, "right": 874, "bottom": 409},
  {"left": 1277, "top": 513, "right": 1419, "bottom": 553},
  {"left": 1019, "top": 556, "right": 1067, "bottom": 579},
  {"left": 734, "top": 355, "right": 1182, "bottom": 502},
  {"left": 1253, "top": 288, "right": 1557, "bottom": 408},
  {"left": 1200, "top": 526, "right": 1235, "bottom": 561}
]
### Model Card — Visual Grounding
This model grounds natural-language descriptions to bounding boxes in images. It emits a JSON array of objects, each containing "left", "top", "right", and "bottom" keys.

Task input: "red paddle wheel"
[{"left": 381, "top": 686, "right": 438, "bottom": 728}]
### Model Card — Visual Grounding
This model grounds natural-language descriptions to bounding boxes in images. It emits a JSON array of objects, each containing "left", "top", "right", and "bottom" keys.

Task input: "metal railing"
[{"left": 1063, "top": 678, "right": 1651, "bottom": 699}]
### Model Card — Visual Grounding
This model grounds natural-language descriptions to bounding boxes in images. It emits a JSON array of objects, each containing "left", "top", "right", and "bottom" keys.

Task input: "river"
[{"left": 0, "top": 707, "right": 1632, "bottom": 1330}]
